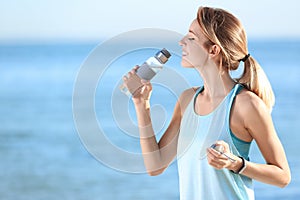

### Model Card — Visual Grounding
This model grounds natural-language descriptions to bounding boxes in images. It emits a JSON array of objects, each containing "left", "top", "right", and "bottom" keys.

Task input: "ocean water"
[{"left": 0, "top": 40, "right": 300, "bottom": 200}]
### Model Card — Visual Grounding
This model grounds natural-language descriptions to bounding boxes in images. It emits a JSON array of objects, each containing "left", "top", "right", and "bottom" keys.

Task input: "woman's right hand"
[{"left": 123, "top": 66, "right": 153, "bottom": 105}]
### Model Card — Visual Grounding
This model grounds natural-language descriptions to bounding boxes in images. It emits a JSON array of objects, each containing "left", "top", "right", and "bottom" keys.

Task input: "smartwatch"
[{"left": 231, "top": 156, "right": 247, "bottom": 174}]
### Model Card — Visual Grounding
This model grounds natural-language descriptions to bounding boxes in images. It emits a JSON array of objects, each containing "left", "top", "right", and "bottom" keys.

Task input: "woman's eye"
[{"left": 188, "top": 38, "right": 195, "bottom": 41}]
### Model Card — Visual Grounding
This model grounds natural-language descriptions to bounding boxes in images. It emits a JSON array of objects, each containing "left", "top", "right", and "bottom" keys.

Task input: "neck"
[{"left": 196, "top": 62, "right": 236, "bottom": 99}]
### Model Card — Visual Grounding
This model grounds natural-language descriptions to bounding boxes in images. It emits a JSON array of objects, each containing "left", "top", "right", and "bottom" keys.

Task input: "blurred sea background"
[{"left": 0, "top": 39, "right": 300, "bottom": 200}]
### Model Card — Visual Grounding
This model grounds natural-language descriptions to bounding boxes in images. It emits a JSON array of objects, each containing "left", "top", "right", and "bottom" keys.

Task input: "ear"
[{"left": 208, "top": 44, "right": 221, "bottom": 58}]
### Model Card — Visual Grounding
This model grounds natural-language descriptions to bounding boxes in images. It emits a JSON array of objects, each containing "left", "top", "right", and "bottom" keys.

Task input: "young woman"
[{"left": 123, "top": 6, "right": 291, "bottom": 200}]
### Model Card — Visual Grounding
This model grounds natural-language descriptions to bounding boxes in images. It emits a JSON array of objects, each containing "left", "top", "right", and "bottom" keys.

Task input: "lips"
[{"left": 182, "top": 51, "right": 188, "bottom": 56}]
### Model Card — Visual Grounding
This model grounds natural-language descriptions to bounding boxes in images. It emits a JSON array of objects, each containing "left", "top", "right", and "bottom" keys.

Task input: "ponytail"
[
  {"left": 196, "top": 7, "right": 275, "bottom": 112},
  {"left": 237, "top": 56, "right": 275, "bottom": 112}
]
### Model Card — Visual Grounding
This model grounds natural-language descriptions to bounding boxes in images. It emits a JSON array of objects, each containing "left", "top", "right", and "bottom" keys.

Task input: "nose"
[{"left": 178, "top": 36, "right": 185, "bottom": 46}]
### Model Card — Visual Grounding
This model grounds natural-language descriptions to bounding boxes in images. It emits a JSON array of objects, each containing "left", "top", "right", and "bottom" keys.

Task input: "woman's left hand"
[{"left": 206, "top": 140, "right": 240, "bottom": 170}]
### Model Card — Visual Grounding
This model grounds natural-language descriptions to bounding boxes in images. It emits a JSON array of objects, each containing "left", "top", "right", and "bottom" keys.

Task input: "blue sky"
[{"left": 0, "top": 0, "right": 299, "bottom": 42}]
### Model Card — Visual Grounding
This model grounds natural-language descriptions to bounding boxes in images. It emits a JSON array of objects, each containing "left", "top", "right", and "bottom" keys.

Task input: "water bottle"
[{"left": 120, "top": 48, "right": 171, "bottom": 96}]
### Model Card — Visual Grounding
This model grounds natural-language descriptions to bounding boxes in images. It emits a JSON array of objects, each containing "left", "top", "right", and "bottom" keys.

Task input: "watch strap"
[{"left": 231, "top": 156, "right": 247, "bottom": 174}]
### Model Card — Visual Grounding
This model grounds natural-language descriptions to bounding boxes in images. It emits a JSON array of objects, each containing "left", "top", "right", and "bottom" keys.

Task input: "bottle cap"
[
  {"left": 155, "top": 48, "right": 171, "bottom": 64},
  {"left": 160, "top": 48, "right": 171, "bottom": 58}
]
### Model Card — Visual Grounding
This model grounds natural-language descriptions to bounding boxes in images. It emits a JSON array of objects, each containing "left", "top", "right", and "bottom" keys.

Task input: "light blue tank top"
[{"left": 177, "top": 84, "right": 254, "bottom": 200}]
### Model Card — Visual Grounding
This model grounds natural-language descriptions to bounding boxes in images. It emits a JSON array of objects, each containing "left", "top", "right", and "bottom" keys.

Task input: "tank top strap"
[
  {"left": 226, "top": 84, "right": 244, "bottom": 119},
  {"left": 195, "top": 86, "right": 204, "bottom": 97},
  {"left": 225, "top": 84, "right": 247, "bottom": 156}
]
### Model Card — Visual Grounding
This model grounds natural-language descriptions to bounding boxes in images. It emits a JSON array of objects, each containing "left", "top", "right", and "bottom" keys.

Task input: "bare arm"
[
  {"left": 134, "top": 96, "right": 181, "bottom": 175},
  {"left": 240, "top": 95, "right": 291, "bottom": 187},
  {"left": 123, "top": 67, "right": 194, "bottom": 175},
  {"left": 207, "top": 92, "right": 291, "bottom": 187}
]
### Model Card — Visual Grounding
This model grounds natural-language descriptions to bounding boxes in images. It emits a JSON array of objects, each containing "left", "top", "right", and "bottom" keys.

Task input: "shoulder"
[
  {"left": 180, "top": 87, "right": 199, "bottom": 99},
  {"left": 177, "top": 87, "right": 199, "bottom": 115},
  {"left": 179, "top": 86, "right": 200, "bottom": 103},
  {"left": 234, "top": 88, "right": 270, "bottom": 124},
  {"left": 236, "top": 89, "right": 268, "bottom": 112}
]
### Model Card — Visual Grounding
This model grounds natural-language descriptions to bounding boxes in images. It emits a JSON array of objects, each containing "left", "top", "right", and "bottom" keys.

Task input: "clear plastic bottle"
[{"left": 120, "top": 48, "right": 171, "bottom": 96}]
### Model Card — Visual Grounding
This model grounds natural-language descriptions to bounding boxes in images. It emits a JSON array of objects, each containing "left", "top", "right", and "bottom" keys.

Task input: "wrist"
[
  {"left": 134, "top": 99, "right": 150, "bottom": 110},
  {"left": 230, "top": 156, "right": 247, "bottom": 174},
  {"left": 229, "top": 156, "right": 242, "bottom": 171}
]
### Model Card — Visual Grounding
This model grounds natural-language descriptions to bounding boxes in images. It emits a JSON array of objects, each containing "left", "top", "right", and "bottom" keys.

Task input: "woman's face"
[{"left": 179, "top": 19, "right": 210, "bottom": 69}]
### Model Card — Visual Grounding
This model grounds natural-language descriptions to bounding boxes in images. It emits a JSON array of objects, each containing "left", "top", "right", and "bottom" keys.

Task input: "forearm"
[
  {"left": 134, "top": 101, "right": 164, "bottom": 172},
  {"left": 241, "top": 161, "right": 291, "bottom": 188},
  {"left": 209, "top": 142, "right": 290, "bottom": 188}
]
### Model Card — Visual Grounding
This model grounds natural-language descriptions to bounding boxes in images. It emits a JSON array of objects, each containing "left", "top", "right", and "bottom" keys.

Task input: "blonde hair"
[{"left": 197, "top": 6, "right": 275, "bottom": 111}]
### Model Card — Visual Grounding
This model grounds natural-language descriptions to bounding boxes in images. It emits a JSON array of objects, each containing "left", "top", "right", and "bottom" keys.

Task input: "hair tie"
[{"left": 239, "top": 53, "right": 250, "bottom": 62}]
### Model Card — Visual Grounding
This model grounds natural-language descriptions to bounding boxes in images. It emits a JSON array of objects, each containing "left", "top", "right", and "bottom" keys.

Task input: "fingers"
[
  {"left": 130, "top": 65, "right": 139, "bottom": 74},
  {"left": 207, "top": 155, "right": 227, "bottom": 169},
  {"left": 207, "top": 148, "right": 228, "bottom": 161},
  {"left": 215, "top": 140, "right": 230, "bottom": 153},
  {"left": 122, "top": 65, "right": 140, "bottom": 83},
  {"left": 127, "top": 71, "right": 134, "bottom": 78},
  {"left": 207, "top": 149, "right": 225, "bottom": 168},
  {"left": 122, "top": 65, "right": 152, "bottom": 99},
  {"left": 122, "top": 75, "right": 128, "bottom": 81},
  {"left": 206, "top": 146, "right": 231, "bottom": 170},
  {"left": 141, "top": 79, "right": 150, "bottom": 84},
  {"left": 124, "top": 65, "right": 139, "bottom": 79},
  {"left": 133, "top": 65, "right": 139, "bottom": 71},
  {"left": 140, "top": 79, "right": 152, "bottom": 96}
]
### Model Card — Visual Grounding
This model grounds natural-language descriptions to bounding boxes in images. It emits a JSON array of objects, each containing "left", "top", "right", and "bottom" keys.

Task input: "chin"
[{"left": 181, "top": 59, "right": 194, "bottom": 68}]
